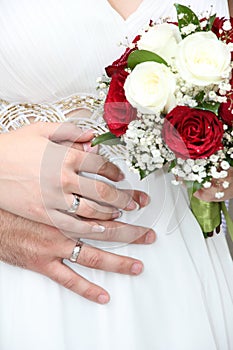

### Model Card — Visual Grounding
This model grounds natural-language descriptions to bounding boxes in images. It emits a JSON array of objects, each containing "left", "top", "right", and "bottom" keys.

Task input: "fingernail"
[
  {"left": 145, "top": 230, "right": 155, "bottom": 244},
  {"left": 97, "top": 294, "right": 109, "bottom": 304},
  {"left": 131, "top": 262, "right": 143, "bottom": 275},
  {"left": 112, "top": 210, "right": 122, "bottom": 219},
  {"left": 117, "top": 171, "right": 125, "bottom": 181},
  {"left": 126, "top": 200, "right": 138, "bottom": 210},
  {"left": 92, "top": 225, "right": 105, "bottom": 233},
  {"left": 83, "top": 142, "right": 98, "bottom": 153},
  {"left": 139, "top": 193, "right": 150, "bottom": 207}
]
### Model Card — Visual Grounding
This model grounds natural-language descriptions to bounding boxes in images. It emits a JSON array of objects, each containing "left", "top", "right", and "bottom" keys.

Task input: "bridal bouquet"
[{"left": 93, "top": 4, "right": 233, "bottom": 238}]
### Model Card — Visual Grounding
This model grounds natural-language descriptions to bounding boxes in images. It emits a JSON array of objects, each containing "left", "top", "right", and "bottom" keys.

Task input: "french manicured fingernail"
[
  {"left": 117, "top": 171, "right": 125, "bottom": 181},
  {"left": 145, "top": 230, "right": 155, "bottom": 244},
  {"left": 92, "top": 225, "right": 105, "bottom": 233},
  {"left": 97, "top": 294, "right": 109, "bottom": 304},
  {"left": 139, "top": 193, "right": 150, "bottom": 207},
  {"left": 126, "top": 200, "right": 138, "bottom": 210},
  {"left": 131, "top": 262, "right": 143, "bottom": 275},
  {"left": 112, "top": 210, "right": 122, "bottom": 219}
]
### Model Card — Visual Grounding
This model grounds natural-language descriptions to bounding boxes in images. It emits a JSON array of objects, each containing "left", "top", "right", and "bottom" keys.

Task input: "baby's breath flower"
[
  {"left": 221, "top": 160, "right": 230, "bottom": 170},
  {"left": 222, "top": 20, "right": 232, "bottom": 31},
  {"left": 203, "top": 182, "right": 211, "bottom": 189}
]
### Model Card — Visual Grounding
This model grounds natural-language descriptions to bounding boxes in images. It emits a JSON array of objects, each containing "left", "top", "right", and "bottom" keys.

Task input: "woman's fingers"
[
  {"left": 64, "top": 148, "right": 125, "bottom": 182},
  {"left": 194, "top": 168, "right": 233, "bottom": 202},
  {"left": 42, "top": 122, "right": 95, "bottom": 143},
  {"left": 67, "top": 175, "right": 147, "bottom": 211},
  {"left": 51, "top": 211, "right": 156, "bottom": 244},
  {"left": 65, "top": 195, "right": 121, "bottom": 220}
]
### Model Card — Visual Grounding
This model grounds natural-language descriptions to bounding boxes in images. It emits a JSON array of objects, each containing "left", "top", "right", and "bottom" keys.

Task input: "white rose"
[
  {"left": 124, "top": 61, "right": 176, "bottom": 114},
  {"left": 176, "top": 31, "right": 231, "bottom": 86},
  {"left": 137, "top": 23, "right": 182, "bottom": 63}
]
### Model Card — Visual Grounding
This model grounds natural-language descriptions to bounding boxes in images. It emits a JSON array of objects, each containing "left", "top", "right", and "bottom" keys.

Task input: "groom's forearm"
[{"left": 0, "top": 209, "right": 39, "bottom": 266}]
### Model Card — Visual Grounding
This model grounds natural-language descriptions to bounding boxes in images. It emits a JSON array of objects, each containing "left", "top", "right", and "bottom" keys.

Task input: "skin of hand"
[
  {"left": 0, "top": 208, "right": 155, "bottom": 304},
  {"left": 194, "top": 167, "right": 233, "bottom": 202},
  {"left": 228, "top": 0, "right": 233, "bottom": 16},
  {"left": 0, "top": 122, "right": 151, "bottom": 238}
]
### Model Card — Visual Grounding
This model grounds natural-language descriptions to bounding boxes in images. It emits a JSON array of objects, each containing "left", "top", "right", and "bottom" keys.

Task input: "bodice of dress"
[{"left": 0, "top": 0, "right": 229, "bottom": 103}]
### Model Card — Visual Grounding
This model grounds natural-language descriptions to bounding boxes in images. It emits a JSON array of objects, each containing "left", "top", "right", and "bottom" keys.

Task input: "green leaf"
[
  {"left": 91, "top": 132, "right": 121, "bottom": 146},
  {"left": 139, "top": 168, "right": 148, "bottom": 180},
  {"left": 196, "top": 101, "right": 220, "bottom": 115},
  {"left": 205, "top": 14, "right": 217, "bottom": 31},
  {"left": 127, "top": 50, "right": 168, "bottom": 70},
  {"left": 168, "top": 159, "right": 177, "bottom": 172},
  {"left": 174, "top": 3, "right": 201, "bottom": 37},
  {"left": 195, "top": 91, "right": 205, "bottom": 103}
]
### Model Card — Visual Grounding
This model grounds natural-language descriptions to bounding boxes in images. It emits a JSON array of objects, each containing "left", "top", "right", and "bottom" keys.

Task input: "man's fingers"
[
  {"left": 62, "top": 242, "right": 144, "bottom": 276},
  {"left": 77, "top": 244, "right": 144, "bottom": 275},
  {"left": 46, "top": 260, "right": 110, "bottom": 304}
]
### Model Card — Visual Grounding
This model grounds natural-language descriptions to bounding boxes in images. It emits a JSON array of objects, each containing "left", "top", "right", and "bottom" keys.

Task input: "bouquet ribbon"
[{"left": 188, "top": 189, "right": 233, "bottom": 240}]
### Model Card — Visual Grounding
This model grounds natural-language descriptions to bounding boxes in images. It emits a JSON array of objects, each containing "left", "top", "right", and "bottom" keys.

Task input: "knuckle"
[
  {"left": 97, "top": 182, "right": 114, "bottom": 201},
  {"left": 60, "top": 171, "right": 70, "bottom": 188},
  {"left": 56, "top": 219, "right": 72, "bottom": 231},
  {"left": 104, "top": 228, "right": 119, "bottom": 242},
  {"left": 82, "top": 286, "right": 97, "bottom": 300},
  {"left": 116, "top": 258, "right": 129, "bottom": 273},
  {"left": 29, "top": 204, "right": 44, "bottom": 218},
  {"left": 61, "top": 277, "right": 77, "bottom": 290},
  {"left": 65, "top": 150, "right": 77, "bottom": 167},
  {"left": 83, "top": 203, "right": 97, "bottom": 218},
  {"left": 85, "top": 251, "right": 103, "bottom": 269}
]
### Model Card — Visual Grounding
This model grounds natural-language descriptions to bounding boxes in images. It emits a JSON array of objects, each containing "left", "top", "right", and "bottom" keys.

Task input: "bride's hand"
[
  {"left": 194, "top": 167, "right": 233, "bottom": 202},
  {"left": 0, "top": 209, "right": 155, "bottom": 304},
  {"left": 0, "top": 122, "right": 150, "bottom": 236}
]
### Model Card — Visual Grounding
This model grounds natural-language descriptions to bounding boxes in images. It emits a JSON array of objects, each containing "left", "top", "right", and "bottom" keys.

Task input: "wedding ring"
[
  {"left": 69, "top": 239, "right": 83, "bottom": 263},
  {"left": 67, "top": 194, "right": 80, "bottom": 213}
]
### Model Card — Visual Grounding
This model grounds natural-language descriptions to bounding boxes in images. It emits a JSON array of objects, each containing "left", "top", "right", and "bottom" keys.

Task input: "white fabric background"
[{"left": 0, "top": 1, "right": 232, "bottom": 350}]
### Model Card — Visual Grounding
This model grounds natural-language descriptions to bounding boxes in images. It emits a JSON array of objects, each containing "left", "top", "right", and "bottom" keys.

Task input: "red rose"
[
  {"left": 219, "top": 74, "right": 233, "bottom": 126},
  {"left": 105, "top": 35, "right": 141, "bottom": 77},
  {"left": 212, "top": 17, "right": 233, "bottom": 59},
  {"left": 103, "top": 69, "right": 137, "bottom": 137},
  {"left": 162, "top": 106, "right": 224, "bottom": 159},
  {"left": 212, "top": 17, "right": 233, "bottom": 41}
]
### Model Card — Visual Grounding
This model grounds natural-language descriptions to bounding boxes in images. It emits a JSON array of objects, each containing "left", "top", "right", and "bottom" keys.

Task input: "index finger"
[{"left": 66, "top": 149, "right": 125, "bottom": 182}]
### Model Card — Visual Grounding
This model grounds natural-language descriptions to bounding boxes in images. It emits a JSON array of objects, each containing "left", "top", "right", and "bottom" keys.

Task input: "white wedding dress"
[{"left": 0, "top": 1, "right": 233, "bottom": 349}]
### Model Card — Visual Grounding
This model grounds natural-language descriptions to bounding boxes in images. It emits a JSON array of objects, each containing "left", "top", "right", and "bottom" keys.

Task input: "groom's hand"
[{"left": 0, "top": 209, "right": 155, "bottom": 304}]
